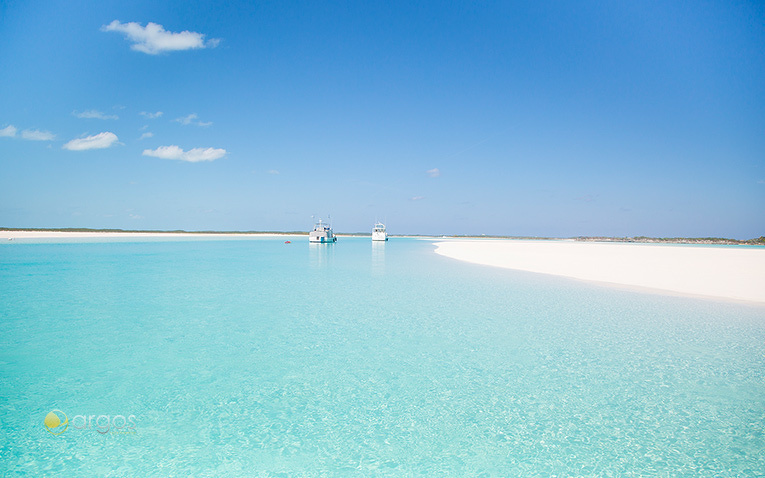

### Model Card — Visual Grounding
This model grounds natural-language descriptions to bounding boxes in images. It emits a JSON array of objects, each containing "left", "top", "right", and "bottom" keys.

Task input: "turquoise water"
[{"left": 1, "top": 237, "right": 764, "bottom": 477}]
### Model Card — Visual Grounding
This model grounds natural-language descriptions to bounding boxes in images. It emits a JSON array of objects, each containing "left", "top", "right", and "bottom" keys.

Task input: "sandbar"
[
  {"left": 1, "top": 230, "right": 303, "bottom": 239},
  {"left": 434, "top": 239, "right": 765, "bottom": 304}
]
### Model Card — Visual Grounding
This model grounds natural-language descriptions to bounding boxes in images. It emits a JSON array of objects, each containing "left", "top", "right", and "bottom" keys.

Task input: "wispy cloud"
[
  {"left": 267, "top": 169, "right": 280, "bottom": 175},
  {"left": 174, "top": 113, "right": 212, "bottom": 127},
  {"left": 0, "top": 125, "right": 17, "bottom": 137},
  {"left": 101, "top": 21, "right": 220, "bottom": 55},
  {"left": 63, "top": 132, "right": 119, "bottom": 150},
  {"left": 22, "top": 129, "right": 55, "bottom": 141},
  {"left": 574, "top": 194, "right": 598, "bottom": 202},
  {"left": 73, "top": 110, "right": 118, "bottom": 120},
  {"left": 139, "top": 132, "right": 154, "bottom": 140},
  {"left": 2, "top": 125, "right": 56, "bottom": 140},
  {"left": 426, "top": 168, "right": 441, "bottom": 178},
  {"left": 410, "top": 196, "right": 425, "bottom": 201},
  {"left": 140, "top": 111, "right": 163, "bottom": 119},
  {"left": 142, "top": 145, "right": 226, "bottom": 162}
]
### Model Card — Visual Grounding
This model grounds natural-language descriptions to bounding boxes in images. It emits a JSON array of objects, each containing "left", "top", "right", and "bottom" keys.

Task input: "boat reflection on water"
[
  {"left": 372, "top": 240, "right": 385, "bottom": 275},
  {"left": 309, "top": 241, "right": 335, "bottom": 268}
]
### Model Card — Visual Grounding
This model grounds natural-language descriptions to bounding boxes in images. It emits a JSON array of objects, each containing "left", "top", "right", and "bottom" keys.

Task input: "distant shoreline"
[
  {"left": 0, "top": 227, "right": 308, "bottom": 236},
  {"left": 426, "top": 234, "right": 765, "bottom": 246},
  {"left": 1, "top": 227, "right": 762, "bottom": 245}
]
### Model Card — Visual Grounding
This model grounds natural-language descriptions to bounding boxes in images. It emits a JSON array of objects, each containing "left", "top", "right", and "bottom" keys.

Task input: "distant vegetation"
[
  {"left": 0, "top": 227, "right": 309, "bottom": 235},
  {"left": 1, "top": 228, "right": 763, "bottom": 245},
  {"left": 573, "top": 236, "right": 765, "bottom": 245},
  {"left": 404, "top": 233, "right": 765, "bottom": 245}
]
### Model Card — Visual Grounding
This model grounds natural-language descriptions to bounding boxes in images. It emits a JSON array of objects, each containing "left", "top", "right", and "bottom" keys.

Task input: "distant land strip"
[
  {"left": 1, "top": 228, "right": 763, "bottom": 245},
  {"left": 429, "top": 234, "right": 765, "bottom": 245},
  {"left": 0, "top": 227, "right": 309, "bottom": 235}
]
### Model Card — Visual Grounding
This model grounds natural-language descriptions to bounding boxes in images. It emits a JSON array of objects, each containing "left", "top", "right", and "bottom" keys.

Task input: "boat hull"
[{"left": 309, "top": 234, "right": 337, "bottom": 243}]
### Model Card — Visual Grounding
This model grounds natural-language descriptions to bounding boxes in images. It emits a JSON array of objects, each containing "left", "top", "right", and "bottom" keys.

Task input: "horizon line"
[{"left": 1, "top": 227, "right": 763, "bottom": 244}]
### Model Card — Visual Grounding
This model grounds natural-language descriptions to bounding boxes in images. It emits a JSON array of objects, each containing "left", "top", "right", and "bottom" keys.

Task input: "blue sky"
[{"left": 1, "top": 0, "right": 763, "bottom": 237}]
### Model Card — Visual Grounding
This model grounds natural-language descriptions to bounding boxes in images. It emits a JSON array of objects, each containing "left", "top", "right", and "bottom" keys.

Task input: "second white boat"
[{"left": 372, "top": 222, "right": 388, "bottom": 241}]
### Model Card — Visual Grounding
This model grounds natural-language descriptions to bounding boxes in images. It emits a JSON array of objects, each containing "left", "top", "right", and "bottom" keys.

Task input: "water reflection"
[
  {"left": 308, "top": 242, "right": 335, "bottom": 268},
  {"left": 372, "top": 240, "right": 385, "bottom": 275}
]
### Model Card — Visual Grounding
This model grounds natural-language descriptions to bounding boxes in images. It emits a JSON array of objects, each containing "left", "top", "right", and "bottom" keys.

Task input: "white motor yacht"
[
  {"left": 372, "top": 222, "right": 388, "bottom": 241},
  {"left": 309, "top": 219, "right": 337, "bottom": 243}
]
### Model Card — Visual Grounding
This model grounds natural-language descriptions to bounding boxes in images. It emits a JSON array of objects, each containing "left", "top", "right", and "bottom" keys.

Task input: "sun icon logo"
[{"left": 44, "top": 410, "right": 68, "bottom": 436}]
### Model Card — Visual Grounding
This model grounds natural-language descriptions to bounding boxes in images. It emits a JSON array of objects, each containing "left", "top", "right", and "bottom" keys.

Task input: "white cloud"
[
  {"left": 2, "top": 125, "right": 55, "bottom": 140},
  {"left": 63, "top": 132, "right": 119, "bottom": 150},
  {"left": 174, "top": 113, "right": 212, "bottom": 126},
  {"left": 74, "top": 110, "right": 118, "bottom": 120},
  {"left": 426, "top": 168, "right": 441, "bottom": 178},
  {"left": 101, "top": 20, "right": 220, "bottom": 55},
  {"left": 22, "top": 129, "right": 55, "bottom": 141},
  {"left": 410, "top": 196, "right": 425, "bottom": 201},
  {"left": 267, "top": 169, "right": 280, "bottom": 175},
  {"left": 175, "top": 114, "right": 196, "bottom": 125},
  {"left": 140, "top": 111, "right": 163, "bottom": 119},
  {"left": 139, "top": 132, "right": 154, "bottom": 140},
  {"left": 142, "top": 145, "right": 227, "bottom": 162}
]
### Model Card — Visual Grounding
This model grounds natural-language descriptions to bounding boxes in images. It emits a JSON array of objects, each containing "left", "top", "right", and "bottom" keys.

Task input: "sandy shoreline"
[
  {"left": 0, "top": 230, "right": 305, "bottom": 239},
  {"left": 434, "top": 239, "right": 765, "bottom": 304}
]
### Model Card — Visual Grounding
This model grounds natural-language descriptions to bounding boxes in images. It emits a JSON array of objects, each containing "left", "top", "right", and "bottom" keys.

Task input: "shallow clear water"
[{"left": 1, "top": 237, "right": 763, "bottom": 477}]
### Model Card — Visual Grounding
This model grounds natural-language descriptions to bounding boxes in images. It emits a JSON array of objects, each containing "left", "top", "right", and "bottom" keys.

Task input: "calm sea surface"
[{"left": 1, "top": 237, "right": 763, "bottom": 476}]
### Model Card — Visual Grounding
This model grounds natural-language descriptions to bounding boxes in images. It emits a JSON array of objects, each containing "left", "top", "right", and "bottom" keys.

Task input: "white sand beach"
[
  {"left": 434, "top": 239, "right": 765, "bottom": 304},
  {"left": 0, "top": 230, "right": 304, "bottom": 239}
]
